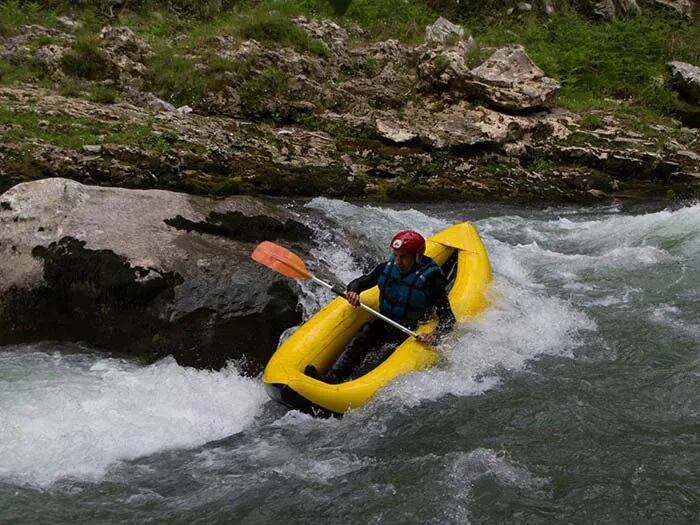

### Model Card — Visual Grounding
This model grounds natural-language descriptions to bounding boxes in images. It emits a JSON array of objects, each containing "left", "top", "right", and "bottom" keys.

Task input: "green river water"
[{"left": 1, "top": 198, "right": 698, "bottom": 523}]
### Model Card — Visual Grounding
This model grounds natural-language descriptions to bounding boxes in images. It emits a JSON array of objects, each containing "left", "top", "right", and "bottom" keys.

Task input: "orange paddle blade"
[{"left": 250, "top": 241, "right": 312, "bottom": 279}]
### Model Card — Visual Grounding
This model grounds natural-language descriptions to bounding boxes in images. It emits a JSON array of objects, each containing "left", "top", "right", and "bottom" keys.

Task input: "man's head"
[{"left": 390, "top": 230, "right": 425, "bottom": 273}]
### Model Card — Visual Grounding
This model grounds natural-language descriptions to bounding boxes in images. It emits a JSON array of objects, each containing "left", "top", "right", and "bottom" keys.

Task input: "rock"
[
  {"left": 375, "top": 119, "right": 418, "bottom": 143},
  {"left": 90, "top": 26, "right": 152, "bottom": 84},
  {"left": 463, "top": 45, "right": 559, "bottom": 111},
  {"left": 0, "top": 178, "right": 312, "bottom": 370},
  {"left": 544, "top": 0, "right": 556, "bottom": 14},
  {"left": 99, "top": 26, "right": 150, "bottom": 58},
  {"left": 425, "top": 17, "right": 464, "bottom": 44},
  {"left": 668, "top": 61, "right": 700, "bottom": 105},
  {"left": 56, "top": 16, "right": 81, "bottom": 32},
  {"left": 370, "top": 102, "right": 573, "bottom": 149},
  {"left": 146, "top": 94, "right": 177, "bottom": 113},
  {"left": 552, "top": 145, "right": 680, "bottom": 179},
  {"left": 361, "top": 39, "right": 407, "bottom": 63},
  {"left": 127, "top": 89, "right": 177, "bottom": 113},
  {"left": 0, "top": 24, "right": 70, "bottom": 64},
  {"left": 518, "top": 3, "right": 533, "bottom": 12},
  {"left": 35, "top": 45, "right": 68, "bottom": 71},
  {"left": 292, "top": 15, "right": 348, "bottom": 42},
  {"left": 655, "top": 0, "right": 694, "bottom": 17},
  {"left": 417, "top": 39, "right": 475, "bottom": 90},
  {"left": 292, "top": 16, "right": 350, "bottom": 67},
  {"left": 593, "top": 0, "right": 641, "bottom": 20},
  {"left": 82, "top": 145, "right": 102, "bottom": 154},
  {"left": 177, "top": 105, "right": 193, "bottom": 114}
]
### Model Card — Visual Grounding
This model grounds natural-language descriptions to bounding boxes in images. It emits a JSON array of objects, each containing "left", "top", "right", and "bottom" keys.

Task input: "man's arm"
[{"left": 346, "top": 262, "right": 386, "bottom": 294}]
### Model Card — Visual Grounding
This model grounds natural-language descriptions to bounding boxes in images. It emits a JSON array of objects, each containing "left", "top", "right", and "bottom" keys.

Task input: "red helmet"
[{"left": 390, "top": 230, "right": 425, "bottom": 255}]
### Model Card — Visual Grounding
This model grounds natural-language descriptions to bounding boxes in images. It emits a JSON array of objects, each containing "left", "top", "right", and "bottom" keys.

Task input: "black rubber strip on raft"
[{"left": 265, "top": 383, "right": 340, "bottom": 419}]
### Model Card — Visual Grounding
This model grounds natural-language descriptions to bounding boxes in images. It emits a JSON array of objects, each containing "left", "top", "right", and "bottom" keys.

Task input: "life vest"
[{"left": 377, "top": 256, "right": 441, "bottom": 327}]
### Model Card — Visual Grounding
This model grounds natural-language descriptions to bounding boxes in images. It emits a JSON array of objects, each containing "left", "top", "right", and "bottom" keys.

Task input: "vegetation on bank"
[
  {"left": 0, "top": 0, "right": 699, "bottom": 195},
  {"left": 1, "top": 1, "right": 698, "bottom": 115}
]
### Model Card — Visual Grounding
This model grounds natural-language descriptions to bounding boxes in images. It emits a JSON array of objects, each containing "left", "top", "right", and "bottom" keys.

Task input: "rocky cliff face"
[{"left": 1, "top": 13, "right": 699, "bottom": 205}]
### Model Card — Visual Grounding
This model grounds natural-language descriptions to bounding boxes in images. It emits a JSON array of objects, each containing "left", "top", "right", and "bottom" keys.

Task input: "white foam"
[
  {"left": 479, "top": 202, "right": 700, "bottom": 258},
  {"left": 305, "top": 197, "right": 447, "bottom": 251},
  {"left": 296, "top": 199, "right": 596, "bottom": 410},
  {"left": 444, "top": 448, "right": 547, "bottom": 499},
  {"left": 649, "top": 304, "right": 700, "bottom": 341},
  {"left": 382, "top": 276, "right": 595, "bottom": 407},
  {"left": 0, "top": 348, "right": 266, "bottom": 487}
]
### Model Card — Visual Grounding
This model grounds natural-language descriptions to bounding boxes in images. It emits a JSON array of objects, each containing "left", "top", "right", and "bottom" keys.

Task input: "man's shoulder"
[{"left": 421, "top": 257, "right": 442, "bottom": 273}]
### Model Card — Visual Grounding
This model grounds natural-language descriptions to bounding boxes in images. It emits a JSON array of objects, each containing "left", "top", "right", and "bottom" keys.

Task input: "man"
[{"left": 322, "top": 230, "right": 456, "bottom": 383}]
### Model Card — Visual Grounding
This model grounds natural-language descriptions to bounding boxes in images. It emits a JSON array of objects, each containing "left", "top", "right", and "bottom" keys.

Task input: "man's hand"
[
  {"left": 416, "top": 333, "right": 435, "bottom": 346},
  {"left": 346, "top": 291, "right": 360, "bottom": 307}
]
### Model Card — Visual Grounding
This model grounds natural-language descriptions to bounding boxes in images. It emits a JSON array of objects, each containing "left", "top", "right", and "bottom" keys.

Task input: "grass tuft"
[{"left": 61, "top": 35, "right": 114, "bottom": 80}]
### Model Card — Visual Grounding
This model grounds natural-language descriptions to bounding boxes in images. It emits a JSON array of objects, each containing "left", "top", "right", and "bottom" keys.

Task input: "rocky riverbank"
[{"left": 1, "top": 3, "right": 699, "bottom": 204}]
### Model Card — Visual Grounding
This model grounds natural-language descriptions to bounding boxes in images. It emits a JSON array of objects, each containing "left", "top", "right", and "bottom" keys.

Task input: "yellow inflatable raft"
[{"left": 263, "top": 223, "right": 492, "bottom": 416}]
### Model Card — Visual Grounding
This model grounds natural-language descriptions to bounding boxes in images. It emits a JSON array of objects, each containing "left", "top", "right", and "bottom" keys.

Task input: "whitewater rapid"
[
  {"left": 0, "top": 346, "right": 266, "bottom": 487},
  {"left": 1, "top": 198, "right": 698, "bottom": 497}
]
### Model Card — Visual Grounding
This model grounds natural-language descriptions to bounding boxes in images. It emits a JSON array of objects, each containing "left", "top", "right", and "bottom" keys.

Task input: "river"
[{"left": 1, "top": 197, "right": 699, "bottom": 523}]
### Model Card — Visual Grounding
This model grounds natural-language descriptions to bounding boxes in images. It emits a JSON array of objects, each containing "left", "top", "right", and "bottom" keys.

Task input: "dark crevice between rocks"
[
  {"left": 164, "top": 211, "right": 312, "bottom": 242},
  {"left": 0, "top": 201, "right": 11, "bottom": 211},
  {"left": 676, "top": 107, "right": 700, "bottom": 129},
  {"left": 1, "top": 236, "right": 182, "bottom": 349}
]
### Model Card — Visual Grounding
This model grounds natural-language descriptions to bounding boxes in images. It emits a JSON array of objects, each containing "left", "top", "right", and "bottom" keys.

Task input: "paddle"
[{"left": 251, "top": 241, "right": 419, "bottom": 338}]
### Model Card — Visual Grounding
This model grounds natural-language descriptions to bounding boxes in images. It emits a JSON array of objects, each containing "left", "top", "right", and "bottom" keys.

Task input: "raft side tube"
[{"left": 263, "top": 222, "right": 492, "bottom": 415}]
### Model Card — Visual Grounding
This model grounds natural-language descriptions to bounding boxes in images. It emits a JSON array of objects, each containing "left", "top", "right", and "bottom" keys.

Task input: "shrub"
[
  {"left": 580, "top": 113, "right": 604, "bottom": 130},
  {"left": 239, "top": 65, "right": 289, "bottom": 119},
  {"left": 61, "top": 36, "right": 114, "bottom": 80},
  {"left": 89, "top": 85, "right": 119, "bottom": 104},
  {"left": 145, "top": 49, "right": 249, "bottom": 106},
  {"left": 238, "top": 11, "right": 329, "bottom": 57},
  {"left": 0, "top": 1, "right": 45, "bottom": 36}
]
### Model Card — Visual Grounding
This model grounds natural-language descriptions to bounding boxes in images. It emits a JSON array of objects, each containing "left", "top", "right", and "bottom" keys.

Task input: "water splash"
[{"left": 0, "top": 346, "right": 266, "bottom": 487}]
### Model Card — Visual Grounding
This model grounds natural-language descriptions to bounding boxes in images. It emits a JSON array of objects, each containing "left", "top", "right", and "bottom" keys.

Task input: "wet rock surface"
[{"left": 0, "top": 178, "right": 312, "bottom": 370}]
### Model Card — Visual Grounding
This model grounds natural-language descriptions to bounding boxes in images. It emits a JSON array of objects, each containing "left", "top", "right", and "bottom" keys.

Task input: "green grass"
[
  {"left": 0, "top": 108, "right": 203, "bottom": 154},
  {"left": 1, "top": 1, "right": 699, "bottom": 140},
  {"left": 0, "top": 108, "right": 103, "bottom": 149},
  {"left": 0, "top": 1, "right": 50, "bottom": 36},
  {"left": 0, "top": 59, "right": 38, "bottom": 84},
  {"left": 145, "top": 49, "right": 254, "bottom": 107},
  {"left": 580, "top": 113, "right": 604, "bottom": 130},
  {"left": 61, "top": 35, "right": 115, "bottom": 80},
  {"left": 462, "top": 8, "right": 700, "bottom": 118}
]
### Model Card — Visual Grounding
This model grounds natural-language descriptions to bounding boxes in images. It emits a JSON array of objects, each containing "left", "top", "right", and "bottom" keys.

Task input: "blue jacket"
[{"left": 347, "top": 256, "right": 456, "bottom": 333}]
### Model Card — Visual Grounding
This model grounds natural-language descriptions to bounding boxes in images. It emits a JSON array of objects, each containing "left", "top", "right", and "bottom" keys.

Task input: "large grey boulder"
[
  {"left": 593, "top": 0, "right": 641, "bottom": 19},
  {"left": 668, "top": 61, "right": 700, "bottom": 105},
  {"left": 373, "top": 102, "right": 573, "bottom": 149},
  {"left": 655, "top": 0, "right": 694, "bottom": 17},
  {"left": 425, "top": 17, "right": 464, "bottom": 44},
  {"left": 463, "top": 45, "right": 559, "bottom": 111},
  {"left": 0, "top": 178, "right": 311, "bottom": 370}
]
